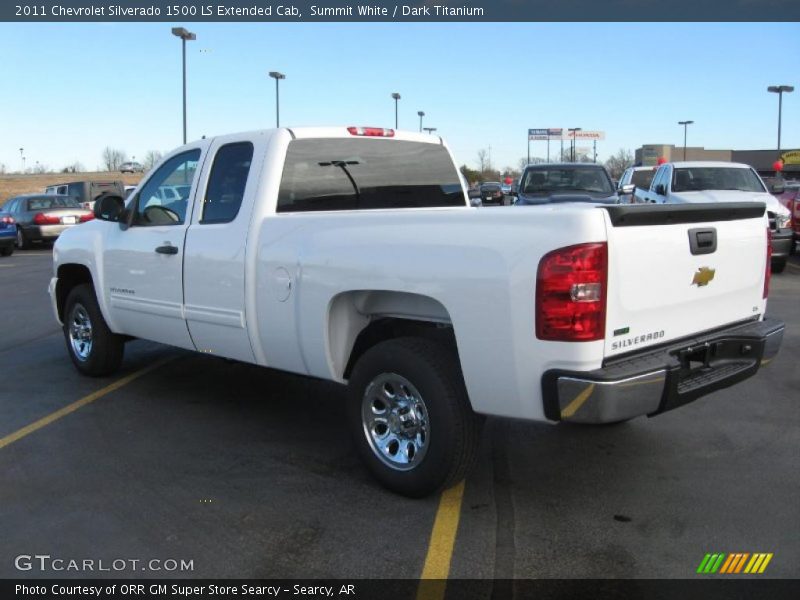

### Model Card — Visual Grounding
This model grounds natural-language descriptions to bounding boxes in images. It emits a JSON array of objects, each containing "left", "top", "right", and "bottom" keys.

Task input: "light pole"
[
  {"left": 268, "top": 71, "right": 286, "bottom": 127},
  {"left": 171, "top": 27, "right": 196, "bottom": 145},
  {"left": 417, "top": 110, "right": 425, "bottom": 132},
  {"left": 678, "top": 120, "right": 694, "bottom": 160},
  {"left": 568, "top": 128, "right": 581, "bottom": 161},
  {"left": 19, "top": 147, "right": 23, "bottom": 172},
  {"left": 423, "top": 127, "right": 437, "bottom": 135},
  {"left": 391, "top": 92, "right": 401, "bottom": 129},
  {"left": 768, "top": 85, "right": 794, "bottom": 171}
]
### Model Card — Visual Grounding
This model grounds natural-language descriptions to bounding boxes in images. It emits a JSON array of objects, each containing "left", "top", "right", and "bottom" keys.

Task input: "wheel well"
[
  {"left": 56, "top": 264, "right": 93, "bottom": 322},
  {"left": 343, "top": 318, "right": 458, "bottom": 380}
]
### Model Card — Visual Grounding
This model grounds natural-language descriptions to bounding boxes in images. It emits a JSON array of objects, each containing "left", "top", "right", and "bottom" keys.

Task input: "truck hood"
[{"left": 672, "top": 190, "right": 789, "bottom": 216}]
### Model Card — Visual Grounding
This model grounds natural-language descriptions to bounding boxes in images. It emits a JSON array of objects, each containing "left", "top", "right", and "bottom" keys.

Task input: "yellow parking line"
[
  {"left": 560, "top": 384, "right": 595, "bottom": 419},
  {"left": 416, "top": 480, "right": 466, "bottom": 600},
  {"left": 0, "top": 356, "right": 174, "bottom": 451},
  {"left": 0, "top": 264, "right": 16, "bottom": 267}
]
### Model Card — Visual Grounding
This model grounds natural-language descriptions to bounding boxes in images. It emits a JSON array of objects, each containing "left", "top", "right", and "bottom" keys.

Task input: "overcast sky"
[{"left": 1, "top": 22, "right": 798, "bottom": 173}]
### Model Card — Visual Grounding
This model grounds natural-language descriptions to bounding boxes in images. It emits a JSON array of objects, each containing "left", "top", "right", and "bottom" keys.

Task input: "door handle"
[{"left": 155, "top": 244, "right": 179, "bottom": 255}]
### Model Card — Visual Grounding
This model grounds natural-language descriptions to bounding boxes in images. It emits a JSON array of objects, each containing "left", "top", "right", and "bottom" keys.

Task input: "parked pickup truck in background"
[
  {"left": 46, "top": 180, "right": 125, "bottom": 211},
  {"left": 634, "top": 161, "right": 793, "bottom": 273},
  {"left": 50, "top": 128, "right": 784, "bottom": 496}
]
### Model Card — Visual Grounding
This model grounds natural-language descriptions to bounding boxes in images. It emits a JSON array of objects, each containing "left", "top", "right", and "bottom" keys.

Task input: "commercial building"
[{"left": 635, "top": 144, "right": 800, "bottom": 177}]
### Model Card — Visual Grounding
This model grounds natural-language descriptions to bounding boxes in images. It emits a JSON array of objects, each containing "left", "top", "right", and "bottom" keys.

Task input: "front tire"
[
  {"left": 0, "top": 244, "right": 12, "bottom": 257},
  {"left": 63, "top": 283, "right": 125, "bottom": 376},
  {"left": 347, "top": 337, "right": 483, "bottom": 497}
]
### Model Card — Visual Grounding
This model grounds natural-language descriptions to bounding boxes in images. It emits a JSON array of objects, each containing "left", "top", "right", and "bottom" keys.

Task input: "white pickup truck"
[
  {"left": 50, "top": 128, "right": 784, "bottom": 496},
  {"left": 633, "top": 161, "right": 793, "bottom": 273}
]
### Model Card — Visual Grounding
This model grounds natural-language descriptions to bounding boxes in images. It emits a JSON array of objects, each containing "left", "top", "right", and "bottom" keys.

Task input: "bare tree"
[
  {"left": 142, "top": 150, "right": 163, "bottom": 171},
  {"left": 61, "top": 161, "right": 85, "bottom": 174},
  {"left": 33, "top": 162, "right": 49, "bottom": 174},
  {"left": 102, "top": 147, "right": 127, "bottom": 171},
  {"left": 519, "top": 157, "right": 547, "bottom": 171},
  {"left": 477, "top": 148, "right": 491, "bottom": 173},
  {"left": 604, "top": 148, "right": 634, "bottom": 180},
  {"left": 0, "top": 162, "right": 6, "bottom": 175}
]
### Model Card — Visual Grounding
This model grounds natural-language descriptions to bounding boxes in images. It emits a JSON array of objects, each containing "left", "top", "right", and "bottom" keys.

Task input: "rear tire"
[
  {"left": 0, "top": 245, "right": 12, "bottom": 257},
  {"left": 347, "top": 337, "right": 483, "bottom": 497},
  {"left": 63, "top": 283, "right": 125, "bottom": 376},
  {"left": 15, "top": 227, "right": 29, "bottom": 250},
  {"left": 771, "top": 257, "right": 787, "bottom": 274}
]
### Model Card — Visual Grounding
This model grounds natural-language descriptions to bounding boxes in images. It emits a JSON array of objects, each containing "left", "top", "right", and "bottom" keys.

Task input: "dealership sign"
[
  {"left": 781, "top": 150, "right": 800, "bottom": 165},
  {"left": 565, "top": 130, "right": 606, "bottom": 140},
  {"left": 528, "top": 128, "right": 564, "bottom": 140}
]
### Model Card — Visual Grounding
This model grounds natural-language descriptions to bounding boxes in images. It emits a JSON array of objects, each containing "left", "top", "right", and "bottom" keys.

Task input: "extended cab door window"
[
  {"left": 200, "top": 142, "right": 253, "bottom": 224},
  {"left": 131, "top": 150, "right": 200, "bottom": 226}
]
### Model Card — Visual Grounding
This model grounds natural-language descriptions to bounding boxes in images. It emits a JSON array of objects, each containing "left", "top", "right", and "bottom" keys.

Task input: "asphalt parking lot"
[{"left": 0, "top": 247, "right": 798, "bottom": 583}]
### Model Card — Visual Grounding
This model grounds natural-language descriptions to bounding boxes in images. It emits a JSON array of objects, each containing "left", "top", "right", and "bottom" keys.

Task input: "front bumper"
[
  {"left": 543, "top": 318, "right": 785, "bottom": 424},
  {"left": 771, "top": 228, "right": 793, "bottom": 259}
]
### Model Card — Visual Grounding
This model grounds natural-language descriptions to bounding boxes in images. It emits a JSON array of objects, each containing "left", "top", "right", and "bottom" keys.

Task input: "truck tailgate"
[{"left": 602, "top": 203, "right": 768, "bottom": 358}]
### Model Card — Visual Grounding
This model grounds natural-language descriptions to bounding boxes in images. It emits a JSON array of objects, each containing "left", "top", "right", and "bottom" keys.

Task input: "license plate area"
[{"left": 62, "top": 216, "right": 77, "bottom": 224}]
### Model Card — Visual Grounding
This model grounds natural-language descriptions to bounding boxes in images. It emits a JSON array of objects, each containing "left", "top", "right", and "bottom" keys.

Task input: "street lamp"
[
  {"left": 171, "top": 27, "right": 196, "bottom": 145},
  {"left": 19, "top": 147, "right": 23, "bottom": 172},
  {"left": 269, "top": 71, "right": 286, "bottom": 127},
  {"left": 417, "top": 110, "right": 425, "bottom": 132},
  {"left": 568, "top": 128, "right": 582, "bottom": 161},
  {"left": 423, "top": 127, "right": 437, "bottom": 135},
  {"left": 767, "top": 85, "right": 794, "bottom": 171},
  {"left": 678, "top": 120, "right": 694, "bottom": 161},
  {"left": 391, "top": 93, "right": 401, "bottom": 129}
]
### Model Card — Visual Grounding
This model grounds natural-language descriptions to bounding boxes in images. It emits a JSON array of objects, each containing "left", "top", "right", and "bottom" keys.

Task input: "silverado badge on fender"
[{"left": 692, "top": 267, "right": 716, "bottom": 287}]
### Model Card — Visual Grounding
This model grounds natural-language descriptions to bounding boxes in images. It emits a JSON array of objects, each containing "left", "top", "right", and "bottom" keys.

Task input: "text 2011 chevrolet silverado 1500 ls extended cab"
[{"left": 50, "top": 127, "right": 784, "bottom": 496}]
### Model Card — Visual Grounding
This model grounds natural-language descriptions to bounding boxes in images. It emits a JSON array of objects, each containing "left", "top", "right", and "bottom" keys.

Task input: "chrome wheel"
[
  {"left": 15, "top": 228, "right": 23, "bottom": 248},
  {"left": 362, "top": 373, "right": 429, "bottom": 471},
  {"left": 68, "top": 303, "right": 93, "bottom": 362}
]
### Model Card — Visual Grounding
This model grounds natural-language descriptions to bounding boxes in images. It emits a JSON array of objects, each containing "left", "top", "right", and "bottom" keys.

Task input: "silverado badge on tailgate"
[{"left": 692, "top": 267, "right": 716, "bottom": 287}]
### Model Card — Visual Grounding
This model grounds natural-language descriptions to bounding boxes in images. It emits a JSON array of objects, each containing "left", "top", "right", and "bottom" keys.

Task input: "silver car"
[{"left": 1, "top": 194, "right": 92, "bottom": 249}]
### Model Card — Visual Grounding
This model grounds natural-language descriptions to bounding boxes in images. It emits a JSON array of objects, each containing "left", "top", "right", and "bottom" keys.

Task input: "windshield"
[
  {"left": 672, "top": 167, "right": 766, "bottom": 193},
  {"left": 520, "top": 166, "right": 613, "bottom": 195},
  {"left": 631, "top": 170, "right": 655, "bottom": 189}
]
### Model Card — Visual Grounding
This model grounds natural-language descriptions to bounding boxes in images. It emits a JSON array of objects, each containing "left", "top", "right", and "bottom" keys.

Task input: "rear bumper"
[
  {"left": 771, "top": 228, "right": 793, "bottom": 259},
  {"left": 23, "top": 224, "right": 74, "bottom": 241},
  {"left": 542, "top": 318, "right": 785, "bottom": 424}
]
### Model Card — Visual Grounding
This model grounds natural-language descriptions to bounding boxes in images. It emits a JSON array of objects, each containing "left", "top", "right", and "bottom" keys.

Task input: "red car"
[{"left": 776, "top": 182, "right": 800, "bottom": 250}]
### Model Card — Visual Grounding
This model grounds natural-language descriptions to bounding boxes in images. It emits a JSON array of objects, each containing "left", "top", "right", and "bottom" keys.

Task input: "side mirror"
[
  {"left": 655, "top": 184, "right": 666, "bottom": 196},
  {"left": 619, "top": 183, "right": 635, "bottom": 195},
  {"left": 771, "top": 182, "right": 785, "bottom": 194},
  {"left": 94, "top": 194, "right": 125, "bottom": 222}
]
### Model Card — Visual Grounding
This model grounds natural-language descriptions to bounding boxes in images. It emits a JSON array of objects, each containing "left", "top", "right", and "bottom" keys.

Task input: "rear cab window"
[{"left": 277, "top": 138, "right": 464, "bottom": 212}]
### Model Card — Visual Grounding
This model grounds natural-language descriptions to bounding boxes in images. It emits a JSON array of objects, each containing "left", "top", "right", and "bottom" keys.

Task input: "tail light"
[
  {"left": 33, "top": 213, "right": 61, "bottom": 225},
  {"left": 347, "top": 126, "right": 395, "bottom": 137},
  {"left": 536, "top": 242, "right": 608, "bottom": 341},
  {"left": 0, "top": 215, "right": 13, "bottom": 224},
  {"left": 763, "top": 227, "right": 772, "bottom": 299},
  {"left": 79, "top": 213, "right": 94, "bottom": 222}
]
